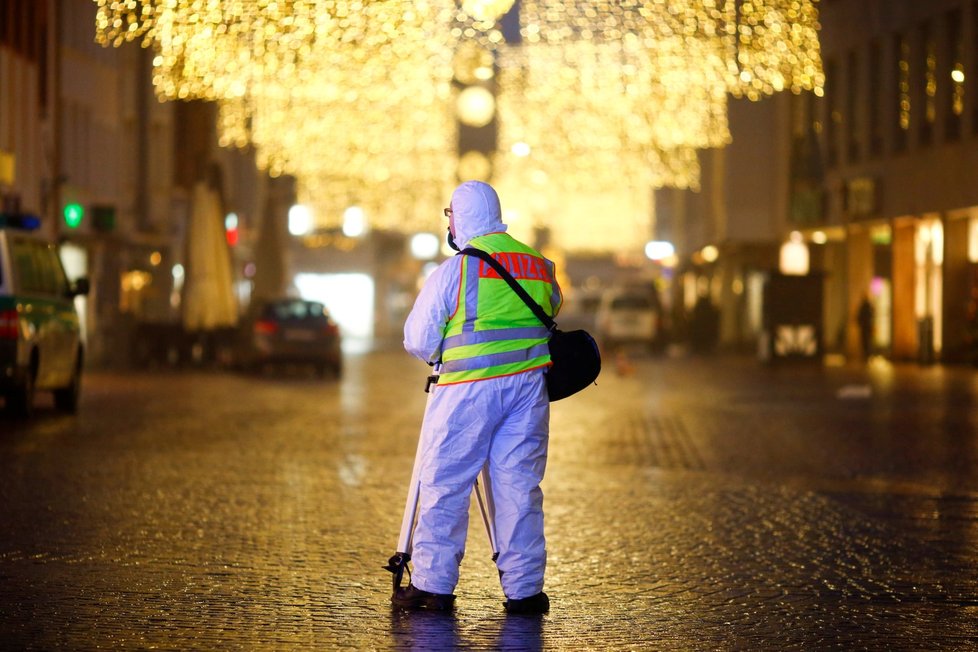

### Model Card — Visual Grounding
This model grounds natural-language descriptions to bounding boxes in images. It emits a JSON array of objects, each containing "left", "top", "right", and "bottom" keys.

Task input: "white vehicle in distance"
[{"left": 595, "top": 286, "right": 664, "bottom": 353}]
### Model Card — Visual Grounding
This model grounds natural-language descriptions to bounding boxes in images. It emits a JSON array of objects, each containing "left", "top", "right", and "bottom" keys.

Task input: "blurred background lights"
[
  {"left": 224, "top": 212, "right": 239, "bottom": 246},
  {"left": 294, "top": 272, "right": 374, "bottom": 352},
  {"left": 288, "top": 204, "right": 312, "bottom": 237},
  {"left": 461, "top": 0, "right": 517, "bottom": 23},
  {"left": 410, "top": 233, "right": 441, "bottom": 260},
  {"left": 701, "top": 245, "right": 719, "bottom": 263},
  {"left": 94, "top": 0, "right": 824, "bottom": 253},
  {"left": 342, "top": 206, "right": 367, "bottom": 238},
  {"left": 456, "top": 86, "right": 497, "bottom": 127},
  {"left": 779, "top": 232, "right": 810, "bottom": 275},
  {"left": 457, "top": 151, "right": 494, "bottom": 182},
  {"left": 453, "top": 42, "right": 496, "bottom": 85},
  {"left": 645, "top": 240, "right": 675, "bottom": 261}
]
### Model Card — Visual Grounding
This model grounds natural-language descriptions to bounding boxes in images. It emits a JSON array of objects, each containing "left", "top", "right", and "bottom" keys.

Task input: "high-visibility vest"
[{"left": 438, "top": 232, "right": 562, "bottom": 386}]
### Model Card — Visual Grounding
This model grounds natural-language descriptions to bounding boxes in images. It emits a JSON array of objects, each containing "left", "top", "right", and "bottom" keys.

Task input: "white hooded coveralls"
[{"left": 403, "top": 181, "right": 558, "bottom": 600}]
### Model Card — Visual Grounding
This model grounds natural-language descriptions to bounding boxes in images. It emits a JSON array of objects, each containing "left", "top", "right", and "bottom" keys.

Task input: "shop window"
[
  {"left": 120, "top": 270, "right": 153, "bottom": 315},
  {"left": 968, "top": 217, "right": 978, "bottom": 263},
  {"left": 914, "top": 219, "right": 943, "bottom": 356}
]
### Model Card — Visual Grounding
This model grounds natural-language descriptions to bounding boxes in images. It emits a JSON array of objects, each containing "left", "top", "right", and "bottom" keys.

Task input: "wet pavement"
[{"left": 1, "top": 349, "right": 978, "bottom": 650}]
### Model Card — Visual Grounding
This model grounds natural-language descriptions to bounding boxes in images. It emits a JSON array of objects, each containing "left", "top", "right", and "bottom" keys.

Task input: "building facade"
[
  {"left": 1, "top": 1, "right": 51, "bottom": 226},
  {"left": 656, "top": 95, "right": 796, "bottom": 356},
  {"left": 659, "top": 0, "right": 978, "bottom": 365},
  {"left": 2, "top": 0, "right": 284, "bottom": 367},
  {"left": 814, "top": 0, "right": 978, "bottom": 364}
]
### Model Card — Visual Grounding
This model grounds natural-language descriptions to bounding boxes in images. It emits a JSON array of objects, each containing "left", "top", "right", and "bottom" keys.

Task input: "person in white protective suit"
[{"left": 393, "top": 180, "right": 562, "bottom": 614}]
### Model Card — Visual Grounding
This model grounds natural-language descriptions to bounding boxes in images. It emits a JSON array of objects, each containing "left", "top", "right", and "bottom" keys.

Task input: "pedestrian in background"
[
  {"left": 689, "top": 295, "right": 720, "bottom": 354},
  {"left": 395, "top": 181, "right": 562, "bottom": 614},
  {"left": 857, "top": 294, "right": 874, "bottom": 360}
]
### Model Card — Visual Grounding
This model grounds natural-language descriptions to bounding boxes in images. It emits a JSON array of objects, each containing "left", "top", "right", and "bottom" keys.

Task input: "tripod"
[{"left": 383, "top": 371, "right": 499, "bottom": 593}]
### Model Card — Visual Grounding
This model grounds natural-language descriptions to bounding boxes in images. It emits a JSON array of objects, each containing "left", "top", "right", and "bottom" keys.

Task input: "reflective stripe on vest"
[
  {"left": 438, "top": 233, "right": 558, "bottom": 385},
  {"left": 443, "top": 325, "right": 551, "bottom": 349},
  {"left": 440, "top": 342, "right": 551, "bottom": 374}
]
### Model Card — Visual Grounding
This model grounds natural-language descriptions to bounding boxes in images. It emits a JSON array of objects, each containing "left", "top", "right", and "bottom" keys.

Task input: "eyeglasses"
[{"left": 443, "top": 207, "right": 452, "bottom": 218}]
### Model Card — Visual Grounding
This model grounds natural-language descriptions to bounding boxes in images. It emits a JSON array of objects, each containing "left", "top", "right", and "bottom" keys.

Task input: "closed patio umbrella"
[{"left": 183, "top": 181, "right": 237, "bottom": 332}]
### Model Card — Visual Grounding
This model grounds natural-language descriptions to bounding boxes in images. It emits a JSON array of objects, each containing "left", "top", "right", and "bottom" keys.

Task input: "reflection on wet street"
[{"left": 1, "top": 351, "right": 977, "bottom": 649}]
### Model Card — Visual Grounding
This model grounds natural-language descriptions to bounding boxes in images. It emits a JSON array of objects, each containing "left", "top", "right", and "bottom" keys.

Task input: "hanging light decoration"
[
  {"left": 95, "top": 0, "right": 457, "bottom": 233},
  {"left": 491, "top": 0, "right": 822, "bottom": 249},
  {"left": 727, "top": 0, "right": 826, "bottom": 100},
  {"left": 93, "top": 0, "right": 824, "bottom": 250},
  {"left": 493, "top": 1, "right": 725, "bottom": 249},
  {"left": 460, "top": 0, "right": 516, "bottom": 24}
]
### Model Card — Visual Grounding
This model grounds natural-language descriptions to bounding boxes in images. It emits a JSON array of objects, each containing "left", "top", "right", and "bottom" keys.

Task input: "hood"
[{"left": 450, "top": 181, "right": 507, "bottom": 248}]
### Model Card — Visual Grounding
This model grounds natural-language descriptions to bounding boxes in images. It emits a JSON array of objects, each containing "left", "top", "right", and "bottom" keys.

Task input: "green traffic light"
[{"left": 63, "top": 203, "right": 84, "bottom": 229}]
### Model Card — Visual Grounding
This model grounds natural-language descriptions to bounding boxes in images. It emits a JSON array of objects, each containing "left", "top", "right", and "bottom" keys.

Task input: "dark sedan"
[{"left": 236, "top": 298, "right": 342, "bottom": 378}]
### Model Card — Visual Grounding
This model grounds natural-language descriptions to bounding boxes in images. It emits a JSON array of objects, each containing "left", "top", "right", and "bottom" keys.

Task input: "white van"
[{"left": 595, "top": 287, "right": 662, "bottom": 352}]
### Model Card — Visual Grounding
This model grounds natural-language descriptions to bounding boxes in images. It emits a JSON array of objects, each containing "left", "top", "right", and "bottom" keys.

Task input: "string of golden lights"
[
  {"left": 94, "top": 0, "right": 824, "bottom": 249},
  {"left": 493, "top": 0, "right": 821, "bottom": 250}
]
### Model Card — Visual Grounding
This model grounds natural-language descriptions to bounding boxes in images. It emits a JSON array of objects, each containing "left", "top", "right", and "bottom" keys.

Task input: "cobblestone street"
[{"left": 2, "top": 350, "right": 978, "bottom": 650}]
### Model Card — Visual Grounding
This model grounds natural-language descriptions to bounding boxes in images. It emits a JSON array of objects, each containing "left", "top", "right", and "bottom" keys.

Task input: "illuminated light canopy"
[
  {"left": 726, "top": 0, "right": 826, "bottom": 100},
  {"left": 93, "top": 0, "right": 824, "bottom": 251},
  {"left": 501, "top": 0, "right": 823, "bottom": 191},
  {"left": 97, "top": 0, "right": 457, "bottom": 234}
]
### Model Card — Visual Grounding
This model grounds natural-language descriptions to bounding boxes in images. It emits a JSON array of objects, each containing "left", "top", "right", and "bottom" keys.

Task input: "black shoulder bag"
[{"left": 460, "top": 247, "right": 601, "bottom": 401}]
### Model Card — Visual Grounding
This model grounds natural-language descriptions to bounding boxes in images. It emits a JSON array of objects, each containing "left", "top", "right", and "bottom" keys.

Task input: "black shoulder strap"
[{"left": 460, "top": 247, "right": 556, "bottom": 332}]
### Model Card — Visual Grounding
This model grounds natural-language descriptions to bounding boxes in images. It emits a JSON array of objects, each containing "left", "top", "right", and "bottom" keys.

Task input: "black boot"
[
  {"left": 391, "top": 584, "right": 456, "bottom": 611},
  {"left": 503, "top": 591, "right": 549, "bottom": 614}
]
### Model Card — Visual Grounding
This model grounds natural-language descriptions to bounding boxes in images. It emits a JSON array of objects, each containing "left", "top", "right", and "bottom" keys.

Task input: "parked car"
[
  {"left": 0, "top": 213, "right": 89, "bottom": 416},
  {"left": 595, "top": 286, "right": 664, "bottom": 353},
  {"left": 235, "top": 298, "right": 342, "bottom": 377}
]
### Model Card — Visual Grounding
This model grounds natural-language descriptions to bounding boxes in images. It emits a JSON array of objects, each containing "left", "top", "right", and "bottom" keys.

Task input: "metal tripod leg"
[
  {"left": 473, "top": 464, "right": 499, "bottom": 561},
  {"left": 383, "top": 370, "right": 438, "bottom": 592},
  {"left": 385, "top": 453, "right": 499, "bottom": 590}
]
